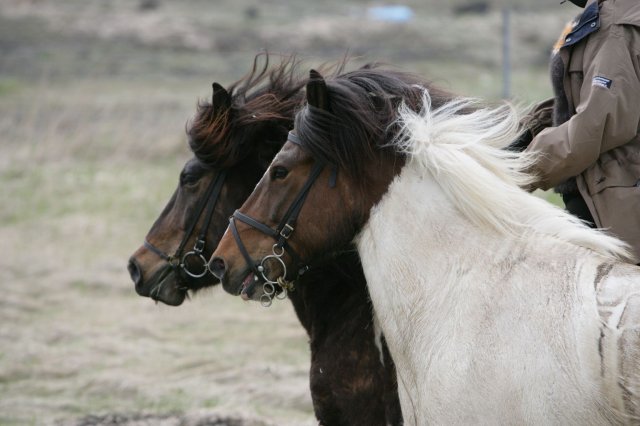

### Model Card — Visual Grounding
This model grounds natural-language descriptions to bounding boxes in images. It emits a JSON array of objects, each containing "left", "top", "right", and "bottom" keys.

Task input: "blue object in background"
[{"left": 367, "top": 5, "right": 414, "bottom": 22}]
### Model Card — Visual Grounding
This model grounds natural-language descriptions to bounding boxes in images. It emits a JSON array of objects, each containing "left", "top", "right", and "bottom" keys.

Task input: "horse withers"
[
  {"left": 127, "top": 56, "right": 402, "bottom": 426},
  {"left": 211, "top": 68, "right": 640, "bottom": 424}
]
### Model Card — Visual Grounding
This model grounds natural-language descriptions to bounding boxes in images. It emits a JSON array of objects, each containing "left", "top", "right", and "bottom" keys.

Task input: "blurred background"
[{"left": 0, "top": 0, "right": 574, "bottom": 424}]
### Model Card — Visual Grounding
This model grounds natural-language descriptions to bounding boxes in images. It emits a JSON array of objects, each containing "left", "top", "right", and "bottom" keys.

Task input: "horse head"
[
  {"left": 128, "top": 55, "right": 305, "bottom": 305},
  {"left": 210, "top": 68, "right": 436, "bottom": 303}
]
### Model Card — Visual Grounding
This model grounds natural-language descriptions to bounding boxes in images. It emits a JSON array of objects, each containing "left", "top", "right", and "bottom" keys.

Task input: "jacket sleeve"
[
  {"left": 523, "top": 97, "right": 555, "bottom": 136},
  {"left": 506, "top": 98, "right": 554, "bottom": 152},
  {"left": 526, "top": 26, "right": 640, "bottom": 190}
]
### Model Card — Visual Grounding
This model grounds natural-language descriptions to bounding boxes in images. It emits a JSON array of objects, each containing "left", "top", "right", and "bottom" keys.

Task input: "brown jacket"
[{"left": 527, "top": 0, "right": 640, "bottom": 258}]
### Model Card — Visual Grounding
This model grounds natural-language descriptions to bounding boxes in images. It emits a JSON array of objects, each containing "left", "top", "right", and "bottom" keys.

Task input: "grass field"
[{"left": 0, "top": 0, "right": 572, "bottom": 424}]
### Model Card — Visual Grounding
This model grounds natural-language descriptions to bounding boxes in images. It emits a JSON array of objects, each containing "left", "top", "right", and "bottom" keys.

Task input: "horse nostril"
[
  {"left": 128, "top": 257, "right": 143, "bottom": 289},
  {"left": 208, "top": 257, "right": 227, "bottom": 280}
]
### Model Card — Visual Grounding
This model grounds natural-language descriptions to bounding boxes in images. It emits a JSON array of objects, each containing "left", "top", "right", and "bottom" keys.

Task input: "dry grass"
[
  {"left": 0, "top": 80, "right": 316, "bottom": 425},
  {"left": 0, "top": 0, "right": 570, "bottom": 423}
]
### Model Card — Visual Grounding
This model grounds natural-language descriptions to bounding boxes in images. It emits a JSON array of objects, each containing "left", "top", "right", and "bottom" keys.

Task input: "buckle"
[
  {"left": 193, "top": 238, "right": 205, "bottom": 253},
  {"left": 279, "top": 224, "right": 294, "bottom": 239}
]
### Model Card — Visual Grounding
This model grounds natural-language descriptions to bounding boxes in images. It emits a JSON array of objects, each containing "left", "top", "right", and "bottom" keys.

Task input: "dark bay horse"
[
  {"left": 210, "top": 68, "right": 640, "bottom": 424},
  {"left": 127, "top": 56, "right": 402, "bottom": 426}
]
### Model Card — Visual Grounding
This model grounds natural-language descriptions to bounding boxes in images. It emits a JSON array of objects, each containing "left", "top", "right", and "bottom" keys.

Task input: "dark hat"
[{"left": 567, "top": 0, "right": 587, "bottom": 7}]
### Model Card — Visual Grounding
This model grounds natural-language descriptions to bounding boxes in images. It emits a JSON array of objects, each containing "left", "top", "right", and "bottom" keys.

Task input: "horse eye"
[
  {"left": 180, "top": 172, "right": 200, "bottom": 186},
  {"left": 272, "top": 166, "right": 289, "bottom": 180}
]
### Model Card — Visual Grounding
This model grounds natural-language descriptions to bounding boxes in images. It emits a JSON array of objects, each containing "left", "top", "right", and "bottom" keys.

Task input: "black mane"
[
  {"left": 187, "top": 53, "right": 307, "bottom": 169},
  {"left": 294, "top": 67, "right": 455, "bottom": 179}
]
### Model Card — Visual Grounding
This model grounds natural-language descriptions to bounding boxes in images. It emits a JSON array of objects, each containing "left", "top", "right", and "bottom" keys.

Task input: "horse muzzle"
[{"left": 129, "top": 257, "right": 187, "bottom": 306}]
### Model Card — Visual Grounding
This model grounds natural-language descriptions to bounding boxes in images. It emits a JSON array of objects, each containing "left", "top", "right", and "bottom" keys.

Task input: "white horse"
[
  {"left": 356, "top": 93, "right": 640, "bottom": 424},
  {"left": 212, "top": 67, "right": 640, "bottom": 423}
]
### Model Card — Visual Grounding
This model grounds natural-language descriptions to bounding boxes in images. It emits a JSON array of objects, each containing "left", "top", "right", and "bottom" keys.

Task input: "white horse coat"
[{"left": 356, "top": 96, "right": 640, "bottom": 425}]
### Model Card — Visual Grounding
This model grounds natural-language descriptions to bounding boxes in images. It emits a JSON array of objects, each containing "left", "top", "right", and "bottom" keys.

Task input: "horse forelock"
[
  {"left": 295, "top": 67, "right": 442, "bottom": 183},
  {"left": 394, "top": 91, "right": 635, "bottom": 262},
  {"left": 187, "top": 53, "right": 307, "bottom": 169}
]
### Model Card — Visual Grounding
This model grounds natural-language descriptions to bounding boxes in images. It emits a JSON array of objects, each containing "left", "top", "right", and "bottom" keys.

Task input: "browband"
[
  {"left": 287, "top": 131, "right": 302, "bottom": 146},
  {"left": 287, "top": 131, "right": 337, "bottom": 188}
]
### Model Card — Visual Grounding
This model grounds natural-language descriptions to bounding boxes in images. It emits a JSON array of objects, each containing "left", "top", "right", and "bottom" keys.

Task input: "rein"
[
  {"left": 143, "top": 170, "right": 227, "bottom": 281},
  {"left": 220, "top": 132, "right": 329, "bottom": 307}
]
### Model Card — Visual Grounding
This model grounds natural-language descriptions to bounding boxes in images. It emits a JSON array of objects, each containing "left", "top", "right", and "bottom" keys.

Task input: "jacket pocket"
[
  {"left": 582, "top": 144, "right": 640, "bottom": 258},
  {"left": 585, "top": 155, "right": 640, "bottom": 196},
  {"left": 586, "top": 171, "right": 640, "bottom": 195}
]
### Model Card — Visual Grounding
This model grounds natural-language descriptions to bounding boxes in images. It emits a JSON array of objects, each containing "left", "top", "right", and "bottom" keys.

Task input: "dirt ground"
[{"left": 0, "top": 1, "right": 572, "bottom": 424}]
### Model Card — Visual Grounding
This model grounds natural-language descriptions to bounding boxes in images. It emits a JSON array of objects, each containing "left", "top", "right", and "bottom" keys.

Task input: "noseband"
[
  {"left": 222, "top": 132, "right": 330, "bottom": 307},
  {"left": 143, "top": 170, "right": 227, "bottom": 281}
]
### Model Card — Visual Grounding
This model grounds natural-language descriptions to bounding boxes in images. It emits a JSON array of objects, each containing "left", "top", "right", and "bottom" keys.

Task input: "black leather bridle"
[
  {"left": 144, "top": 170, "right": 227, "bottom": 279},
  {"left": 220, "top": 132, "right": 331, "bottom": 306}
]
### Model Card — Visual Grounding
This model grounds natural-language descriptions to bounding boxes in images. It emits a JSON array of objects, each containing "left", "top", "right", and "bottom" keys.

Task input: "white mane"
[{"left": 392, "top": 91, "right": 634, "bottom": 262}]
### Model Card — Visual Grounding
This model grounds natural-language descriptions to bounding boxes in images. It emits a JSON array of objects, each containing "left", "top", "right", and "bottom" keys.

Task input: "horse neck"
[
  {"left": 355, "top": 163, "right": 513, "bottom": 290},
  {"left": 289, "top": 250, "right": 372, "bottom": 337},
  {"left": 288, "top": 252, "right": 404, "bottom": 426},
  {"left": 354, "top": 162, "right": 525, "bottom": 380},
  {"left": 354, "top": 162, "right": 620, "bottom": 423}
]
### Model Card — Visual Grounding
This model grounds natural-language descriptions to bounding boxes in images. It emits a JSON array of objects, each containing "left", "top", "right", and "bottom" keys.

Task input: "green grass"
[
  {"left": 0, "top": 78, "right": 23, "bottom": 96},
  {"left": 0, "top": 159, "right": 181, "bottom": 225}
]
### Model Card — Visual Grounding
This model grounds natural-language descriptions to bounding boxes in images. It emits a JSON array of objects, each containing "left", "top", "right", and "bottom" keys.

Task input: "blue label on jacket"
[{"left": 593, "top": 76, "right": 612, "bottom": 89}]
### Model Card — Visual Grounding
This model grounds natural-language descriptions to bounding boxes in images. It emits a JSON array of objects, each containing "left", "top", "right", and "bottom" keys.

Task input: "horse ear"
[
  {"left": 211, "top": 82, "right": 231, "bottom": 115},
  {"left": 306, "top": 69, "right": 330, "bottom": 112}
]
